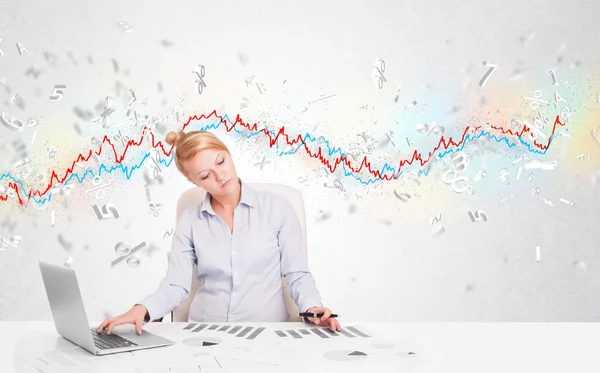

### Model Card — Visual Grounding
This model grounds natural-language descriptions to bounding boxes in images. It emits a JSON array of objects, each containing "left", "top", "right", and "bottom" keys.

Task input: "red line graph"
[{"left": 0, "top": 110, "right": 565, "bottom": 206}]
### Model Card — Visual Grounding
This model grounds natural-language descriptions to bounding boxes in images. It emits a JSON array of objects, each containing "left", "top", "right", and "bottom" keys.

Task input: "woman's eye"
[
  {"left": 200, "top": 174, "right": 209, "bottom": 180},
  {"left": 217, "top": 159, "right": 224, "bottom": 165}
]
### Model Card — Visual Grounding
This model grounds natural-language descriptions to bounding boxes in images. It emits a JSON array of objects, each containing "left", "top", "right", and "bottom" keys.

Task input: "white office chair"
[{"left": 169, "top": 183, "right": 306, "bottom": 322}]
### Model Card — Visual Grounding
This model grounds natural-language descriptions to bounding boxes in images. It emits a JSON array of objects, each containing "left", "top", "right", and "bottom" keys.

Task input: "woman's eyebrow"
[{"left": 196, "top": 153, "right": 222, "bottom": 174}]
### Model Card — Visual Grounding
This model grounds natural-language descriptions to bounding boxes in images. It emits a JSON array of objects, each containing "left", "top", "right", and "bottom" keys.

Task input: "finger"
[
  {"left": 96, "top": 320, "right": 106, "bottom": 333},
  {"left": 106, "top": 320, "right": 119, "bottom": 335},
  {"left": 305, "top": 307, "right": 320, "bottom": 316},
  {"left": 325, "top": 318, "right": 336, "bottom": 331},
  {"left": 321, "top": 309, "right": 332, "bottom": 322},
  {"left": 308, "top": 317, "right": 321, "bottom": 325},
  {"left": 96, "top": 319, "right": 111, "bottom": 333},
  {"left": 134, "top": 318, "right": 142, "bottom": 335},
  {"left": 329, "top": 319, "right": 338, "bottom": 332}
]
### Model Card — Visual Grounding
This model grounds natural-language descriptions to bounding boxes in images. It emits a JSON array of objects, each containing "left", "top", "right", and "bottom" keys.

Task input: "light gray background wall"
[{"left": 1, "top": 0, "right": 599, "bottom": 322}]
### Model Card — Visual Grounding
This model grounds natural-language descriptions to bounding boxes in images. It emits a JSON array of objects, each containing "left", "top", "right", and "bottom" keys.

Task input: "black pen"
[{"left": 298, "top": 312, "right": 338, "bottom": 318}]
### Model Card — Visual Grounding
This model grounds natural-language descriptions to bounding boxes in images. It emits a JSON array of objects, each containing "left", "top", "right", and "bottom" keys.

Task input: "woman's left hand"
[{"left": 305, "top": 307, "right": 342, "bottom": 332}]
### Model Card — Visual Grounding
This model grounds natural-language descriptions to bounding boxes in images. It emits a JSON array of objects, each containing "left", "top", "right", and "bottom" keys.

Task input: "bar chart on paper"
[
  {"left": 182, "top": 323, "right": 267, "bottom": 340},
  {"left": 274, "top": 326, "right": 372, "bottom": 339},
  {"left": 181, "top": 323, "right": 373, "bottom": 341}
]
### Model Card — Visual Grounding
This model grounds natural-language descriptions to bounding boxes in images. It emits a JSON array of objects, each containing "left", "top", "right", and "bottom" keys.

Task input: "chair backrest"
[{"left": 171, "top": 182, "right": 305, "bottom": 322}]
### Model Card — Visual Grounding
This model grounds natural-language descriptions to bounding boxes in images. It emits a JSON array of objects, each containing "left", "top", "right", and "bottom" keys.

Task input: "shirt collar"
[{"left": 199, "top": 177, "right": 257, "bottom": 216}]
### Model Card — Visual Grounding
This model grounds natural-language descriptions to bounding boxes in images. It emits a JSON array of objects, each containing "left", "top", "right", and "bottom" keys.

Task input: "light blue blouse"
[{"left": 140, "top": 179, "right": 323, "bottom": 322}]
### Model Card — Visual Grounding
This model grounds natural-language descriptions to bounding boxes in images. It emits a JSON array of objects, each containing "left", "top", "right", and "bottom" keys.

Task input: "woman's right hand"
[{"left": 96, "top": 304, "right": 148, "bottom": 335}]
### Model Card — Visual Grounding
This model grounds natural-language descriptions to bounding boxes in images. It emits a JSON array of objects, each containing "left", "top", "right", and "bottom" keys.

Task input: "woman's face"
[{"left": 182, "top": 148, "right": 238, "bottom": 196}]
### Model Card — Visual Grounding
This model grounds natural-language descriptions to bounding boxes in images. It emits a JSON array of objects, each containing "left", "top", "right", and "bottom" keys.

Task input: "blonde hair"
[{"left": 165, "top": 130, "right": 230, "bottom": 176}]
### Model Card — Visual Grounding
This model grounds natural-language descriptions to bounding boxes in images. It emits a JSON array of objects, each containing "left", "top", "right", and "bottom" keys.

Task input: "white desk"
[{"left": 1, "top": 321, "right": 599, "bottom": 372}]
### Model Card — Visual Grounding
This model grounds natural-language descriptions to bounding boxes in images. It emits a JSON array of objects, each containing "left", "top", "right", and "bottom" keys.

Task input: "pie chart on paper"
[
  {"left": 323, "top": 350, "right": 369, "bottom": 362},
  {"left": 182, "top": 336, "right": 222, "bottom": 347}
]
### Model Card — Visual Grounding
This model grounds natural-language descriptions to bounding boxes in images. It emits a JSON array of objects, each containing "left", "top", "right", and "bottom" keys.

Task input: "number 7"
[{"left": 478, "top": 61, "right": 497, "bottom": 87}]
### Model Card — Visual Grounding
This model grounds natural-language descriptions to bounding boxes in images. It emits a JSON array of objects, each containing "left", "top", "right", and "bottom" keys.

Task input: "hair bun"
[{"left": 165, "top": 131, "right": 183, "bottom": 146}]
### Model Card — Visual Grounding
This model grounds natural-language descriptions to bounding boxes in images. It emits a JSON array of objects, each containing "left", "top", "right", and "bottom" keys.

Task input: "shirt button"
[
  {"left": 232, "top": 251, "right": 236, "bottom": 255},
  {"left": 233, "top": 271, "right": 238, "bottom": 276}
]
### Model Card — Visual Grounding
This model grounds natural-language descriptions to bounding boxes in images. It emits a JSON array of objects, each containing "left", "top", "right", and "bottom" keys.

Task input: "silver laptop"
[{"left": 39, "top": 260, "right": 175, "bottom": 355}]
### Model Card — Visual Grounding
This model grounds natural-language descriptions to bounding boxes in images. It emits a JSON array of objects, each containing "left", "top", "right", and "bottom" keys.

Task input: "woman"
[{"left": 97, "top": 130, "right": 341, "bottom": 335}]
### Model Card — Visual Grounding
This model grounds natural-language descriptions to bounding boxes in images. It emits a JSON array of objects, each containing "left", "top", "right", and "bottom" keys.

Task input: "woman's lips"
[{"left": 221, "top": 179, "right": 231, "bottom": 188}]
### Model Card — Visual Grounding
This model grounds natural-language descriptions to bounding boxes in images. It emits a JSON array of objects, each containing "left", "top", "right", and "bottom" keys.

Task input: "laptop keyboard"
[{"left": 91, "top": 328, "right": 138, "bottom": 350}]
